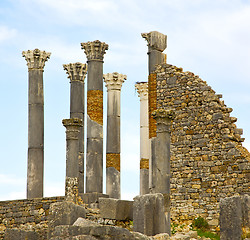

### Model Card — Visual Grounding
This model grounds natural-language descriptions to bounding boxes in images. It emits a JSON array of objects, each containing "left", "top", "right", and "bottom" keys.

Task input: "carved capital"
[
  {"left": 152, "top": 109, "right": 175, "bottom": 130},
  {"left": 141, "top": 31, "right": 167, "bottom": 52},
  {"left": 135, "top": 82, "right": 148, "bottom": 99},
  {"left": 81, "top": 40, "right": 108, "bottom": 61},
  {"left": 63, "top": 62, "right": 87, "bottom": 82},
  {"left": 62, "top": 118, "right": 83, "bottom": 140},
  {"left": 22, "top": 48, "right": 51, "bottom": 70},
  {"left": 103, "top": 72, "right": 127, "bottom": 91}
]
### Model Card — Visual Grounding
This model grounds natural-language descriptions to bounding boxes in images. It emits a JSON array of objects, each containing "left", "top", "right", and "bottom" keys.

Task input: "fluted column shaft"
[
  {"left": 63, "top": 63, "right": 87, "bottom": 193},
  {"left": 151, "top": 109, "right": 175, "bottom": 235},
  {"left": 135, "top": 82, "right": 150, "bottom": 195},
  {"left": 22, "top": 49, "right": 51, "bottom": 199},
  {"left": 63, "top": 118, "right": 83, "bottom": 202},
  {"left": 81, "top": 40, "right": 108, "bottom": 193},
  {"left": 104, "top": 72, "right": 126, "bottom": 199}
]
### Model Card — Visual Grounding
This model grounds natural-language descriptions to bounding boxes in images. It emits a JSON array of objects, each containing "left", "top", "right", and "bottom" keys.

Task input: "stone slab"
[
  {"left": 3, "top": 228, "right": 39, "bottom": 240},
  {"left": 99, "top": 198, "right": 133, "bottom": 220},
  {"left": 48, "top": 201, "right": 86, "bottom": 239},
  {"left": 220, "top": 195, "right": 242, "bottom": 240},
  {"left": 133, "top": 193, "right": 167, "bottom": 236},
  {"left": 79, "top": 193, "right": 109, "bottom": 208}
]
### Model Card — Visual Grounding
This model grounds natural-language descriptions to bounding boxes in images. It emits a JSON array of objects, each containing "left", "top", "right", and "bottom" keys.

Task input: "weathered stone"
[
  {"left": 135, "top": 82, "right": 150, "bottom": 195},
  {"left": 23, "top": 48, "right": 51, "bottom": 199},
  {"left": 81, "top": 40, "right": 108, "bottom": 194},
  {"left": 242, "top": 194, "right": 250, "bottom": 227},
  {"left": 48, "top": 201, "right": 86, "bottom": 238},
  {"left": 79, "top": 193, "right": 108, "bottom": 208},
  {"left": 104, "top": 72, "right": 127, "bottom": 199},
  {"left": 133, "top": 193, "right": 167, "bottom": 236},
  {"left": 63, "top": 62, "right": 88, "bottom": 194},
  {"left": 153, "top": 233, "right": 170, "bottom": 239},
  {"left": 73, "top": 218, "right": 101, "bottom": 227},
  {"left": 99, "top": 198, "right": 133, "bottom": 220},
  {"left": 220, "top": 195, "right": 242, "bottom": 240},
  {"left": 4, "top": 228, "right": 39, "bottom": 240}
]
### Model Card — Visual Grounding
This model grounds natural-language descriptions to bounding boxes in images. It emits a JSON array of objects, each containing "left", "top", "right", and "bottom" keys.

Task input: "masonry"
[{"left": 154, "top": 63, "right": 250, "bottom": 226}]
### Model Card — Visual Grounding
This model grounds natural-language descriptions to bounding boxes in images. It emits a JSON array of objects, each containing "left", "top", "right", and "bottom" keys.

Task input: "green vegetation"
[
  {"left": 191, "top": 216, "right": 220, "bottom": 240},
  {"left": 196, "top": 229, "right": 220, "bottom": 240},
  {"left": 191, "top": 216, "right": 209, "bottom": 231},
  {"left": 171, "top": 223, "right": 178, "bottom": 234}
]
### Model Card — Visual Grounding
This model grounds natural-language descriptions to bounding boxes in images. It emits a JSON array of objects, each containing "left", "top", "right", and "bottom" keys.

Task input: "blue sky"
[{"left": 0, "top": 0, "right": 249, "bottom": 201}]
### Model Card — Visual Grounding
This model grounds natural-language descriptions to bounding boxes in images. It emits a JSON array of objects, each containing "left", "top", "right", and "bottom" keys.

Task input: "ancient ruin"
[{"left": 0, "top": 31, "right": 249, "bottom": 240}]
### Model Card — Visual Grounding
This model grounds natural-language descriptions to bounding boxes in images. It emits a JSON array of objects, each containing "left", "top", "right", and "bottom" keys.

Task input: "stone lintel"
[
  {"left": 22, "top": 48, "right": 51, "bottom": 70},
  {"left": 141, "top": 31, "right": 167, "bottom": 52},
  {"left": 103, "top": 72, "right": 127, "bottom": 91},
  {"left": 63, "top": 62, "right": 87, "bottom": 82},
  {"left": 62, "top": 118, "right": 83, "bottom": 139},
  {"left": 81, "top": 40, "right": 108, "bottom": 61},
  {"left": 135, "top": 82, "right": 148, "bottom": 99}
]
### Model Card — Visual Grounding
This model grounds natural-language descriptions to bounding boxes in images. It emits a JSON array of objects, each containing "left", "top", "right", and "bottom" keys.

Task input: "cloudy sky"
[{"left": 0, "top": 0, "right": 249, "bottom": 201}]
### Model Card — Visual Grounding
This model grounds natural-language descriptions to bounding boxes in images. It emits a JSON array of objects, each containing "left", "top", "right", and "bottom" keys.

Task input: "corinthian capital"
[
  {"left": 63, "top": 62, "right": 87, "bottom": 82},
  {"left": 103, "top": 72, "right": 127, "bottom": 91},
  {"left": 81, "top": 40, "right": 108, "bottom": 61},
  {"left": 152, "top": 108, "right": 175, "bottom": 124},
  {"left": 22, "top": 48, "right": 51, "bottom": 70},
  {"left": 135, "top": 82, "right": 148, "bottom": 99},
  {"left": 141, "top": 31, "right": 167, "bottom": 52}
]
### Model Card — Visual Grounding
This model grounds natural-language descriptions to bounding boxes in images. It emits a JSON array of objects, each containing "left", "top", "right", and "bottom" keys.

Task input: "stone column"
[
  {"left": 63, "top": 63, "right": 87, "bottom": 194},
  {"left": 135, "top": 82, "right": 150, "bottom": 195},
  {"left": 141, "top": 31, "right": 167, "bottom": 74},
  {"left": 141, "top": 31, "right": 167, "bottom": 192},
  {"left": 22, "top": 48, "right": 51, "bottom": 199},
  {"left": 62, "top": 118, "right": 83, "bottom": 203},
  {"left": 81, "top": 40, "right": 108, "bottom": 193},
  {"left": 151, "top": 108, "right": 175, "bottom": 235},
  {"left": 103, "top": 72, "right": 127, "bottom": 199}
]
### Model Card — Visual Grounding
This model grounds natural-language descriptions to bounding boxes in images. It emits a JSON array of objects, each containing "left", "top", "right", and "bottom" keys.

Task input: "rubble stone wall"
[
  {"left": 155, "top": 63, "right": 250, "bottom": 226},
  {"left": 0, "top": 196, "right": 64, "bottom": 239}
]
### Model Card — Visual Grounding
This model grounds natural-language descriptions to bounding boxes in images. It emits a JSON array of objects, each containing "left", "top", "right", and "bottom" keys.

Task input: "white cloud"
[
  {"left": 0, "top": 174, "right": 25, "bottom": 185},
  {"left": 44, "top": 181, "right": 64, "bottom": 197},
  {"left": 0, "top": 26, "right": 17, "bottom": 43},
  {"left": 0, "top": 191, "right": 26, "bottom": 201}
]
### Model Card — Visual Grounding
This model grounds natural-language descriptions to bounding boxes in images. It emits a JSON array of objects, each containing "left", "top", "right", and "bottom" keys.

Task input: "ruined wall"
[
  {"left": 155, "top": 63, "right": 250, "bottom": 226},
  {"left": 0, "top": 196, "right": 64, "bottom": 239}
]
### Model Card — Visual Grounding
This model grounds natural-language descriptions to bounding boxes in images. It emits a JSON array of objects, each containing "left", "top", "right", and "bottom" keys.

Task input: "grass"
[{"left": 196, "top": 229, "right": 220, "bottom": 240}]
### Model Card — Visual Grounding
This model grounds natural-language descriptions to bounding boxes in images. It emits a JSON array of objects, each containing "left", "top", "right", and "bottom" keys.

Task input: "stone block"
[
  {"left": 99, "top": 198, "right": 133, "bottom": 220},
  {"left": 220, "top": 195, "right": 242, "bottom": 240},
  {"left": 242, "top": 194, "right": 250, "bottom": 227},
  {"left": 3, "top": 228, "right": 39, "bottom": 240},
  {"left": 73, "top": 217, "right": 101, "bottom": 227},
  {"left": 48, "top": 201, "right": 86, "bottom": 238},
  {"left": 79, "top": 193, "right": 109, "bottom": 208},
  {"left": 133, "top": 193, "right": 167, "bottom": 236}
]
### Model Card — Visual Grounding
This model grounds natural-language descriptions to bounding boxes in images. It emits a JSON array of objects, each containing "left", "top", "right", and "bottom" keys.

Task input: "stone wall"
[
  {"left": 155, "top": 63, "right": 250, "bottom": 226},
  {"left": 0, "top": 196, "right": 64, "bottom": 239}
]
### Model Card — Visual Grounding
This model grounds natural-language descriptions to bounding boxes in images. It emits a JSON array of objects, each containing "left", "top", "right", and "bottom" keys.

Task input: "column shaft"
[
  {"left": 141, "top": 31, "right": 167, "bottom": 192},
  {"left": 104, "top": 72, "right": 126, "bottom": 199},
  {"left": 135, "top": 82, "right": 150, "bottom": 195},
  {"left": 23, "top": 48, "right": 50, "bottom": 199},
  {"left": 86, "top": 60, "right": 103, "bottom": 193},
  {"left": 64, "top": 62, "right": 87, "bottom": 194},
  {"left": 151, "top": 109, "right": 175, "bottom": 235},
  {"left": 81, "top": 40, "right": 108, "bottom": 193},
  {"left": 63, "top": 118, "right": 82, "bottom": 203}
]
